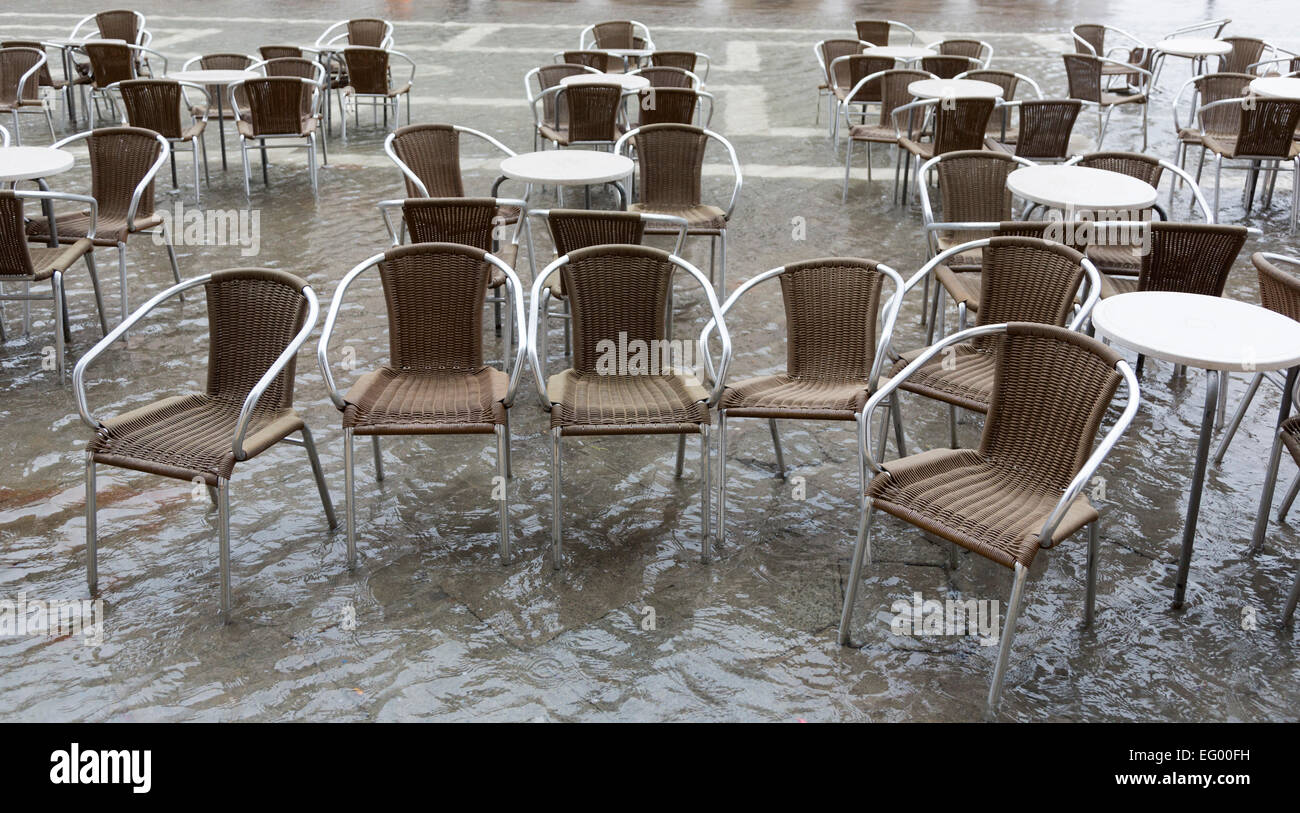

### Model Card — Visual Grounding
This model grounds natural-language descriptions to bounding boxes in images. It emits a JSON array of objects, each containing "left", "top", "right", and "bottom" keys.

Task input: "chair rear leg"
[
  {"left": 496, "top": 424, "right": 510, "bottom": 563},
  {"left": 890, "top": 395, "right": 907, "bottom": 457},
  {"left": 717, "top": 412, "right": 729, "bottom": 547},
  {"left": 1278, "top": 471, "right": 1300, "bottom": 521},
  {"left": 551, "top": 427, "right": 563, "bottom": 570},
  {"left": 217, "top": 477, "right": 232, "bottom": 623},
  {"left": 1251, "top": 430, "right": 1288, "bottom": 553},
  {"left": 674, "top": 434, "right": 686, "bottom": 477},
  {"left": 769, "top": 418, "right": 786, "bottom": 478},
  {"left": 986, "top": 561, "right": 1028, "bottom": 718},
  {"left": 700, "top": 425, "right": 712, "bottom": 562},
  {"left": 1283, "top": 567, "right": 1300, "bottom": 627},
  {"left": 116, "top": 243, "right": 128, "bottom": 339},
  {"left": 1085, "top": 521, "right": 1100, "bottom": 626},
  {"left": 1213, "top": 371, "right": 1263, "bottom": 466},
  {"left": 301, "top": 426, "right": 337, "bottom": 529},
  {"left": 162, "top": 222, "right": 182, "bottom": 288},
  {"left": 344, "top": 427, "right": 357, "bottom": 569},
  {"left": 51, "top": 272, "right": 65, "bottom": 382},
  {"left": 837, "top": 500, "right": 876, "bottom": 645},
  {"left": 371, "top": 435, "right": 384, "bottom": 481},
  {"left": 82, "top": 252, "right": 108, "bottom": 337},
  {"left": 85, "top": 453, "right": 97, "bottom": 593}
]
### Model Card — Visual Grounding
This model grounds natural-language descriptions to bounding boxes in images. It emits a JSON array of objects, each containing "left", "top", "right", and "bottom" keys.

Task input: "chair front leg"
[
  {"left": 344, "top": 426, "right": 357, "bottom": 569},
  {"left": 768, "top": 418, "right": 786, "bottom": 478},
  {"left": 717, "top": 411, "right": 728, "bottom": 547},
  {"left": 83, "top": 252, "right": 108, "bottom": 337},
  {"left": 837, "top": 498, "right": 877, "bottom": 645},
  {"left": 700, "top": 425, "right": 712, "bottom": 561},
  {"left": 1085, "top": 521, "right": 1100, "bottom": 626},
  {"left": 1283, "top": 567, "right": 1300, "bottom": 627},
  {"left": 986, "top": 560, "right": 1028, "bottom": 718},
  {"left": 301, "top": 425, "right": 337, "bottom": 529},
  {"left": 51, "top": 272, "right": 66, "bottom": 382},
  {"left": 551, "top": 427, "right": 564, "bottom": 570},
  {"left": 217, "top": 476, "right": 232, "bottom": 623},
  {"left": 85, "top": 452, "right": 97, "bottom": 593},
  {"left": 496, "top": 424, "right": 510, "bottom": 563}
]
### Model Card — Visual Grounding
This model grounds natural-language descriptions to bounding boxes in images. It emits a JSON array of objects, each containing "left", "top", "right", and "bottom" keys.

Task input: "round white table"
[
  {"left": 1007, "top": 165, "right": 1157, "bottom": 214},
  {"left": 908, "top": 78, "right": 1004, "bottom": 100},
  {"left": 1154, "top": 38, "right": 1232, "bottom": 78},
  {"left": 559, "top": 73, "right": 650, "bottom": 92},
  {"left": 499, "top": 151, "right": 634, "bottom": 208},
  {"left": 1249, "top": 76, "right": 1300, "bottom": 100},
  {"left": 0, "top": 146, "right": 76, "bottom": 246},
  {"left": 863, "top": 45, "right": 934, "bottom": 61},
  {"left": 168, "top": 69, "right": 258, "bottom": 170},
  {"left": 1092, "top": 291, "right": 1300, "bottom": 607}
]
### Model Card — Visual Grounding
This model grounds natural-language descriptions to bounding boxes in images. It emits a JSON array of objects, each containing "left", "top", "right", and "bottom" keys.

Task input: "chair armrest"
[
  {"left": 704, "top": 129, "right": 743, "bottom": 220},
  {"left": 527, "top": 255, "right": 567, "bottom": 409},
  {"left": 318, "top": 253, "right": 384, "bottom": 411},
  {"left": 891, "top": 98, "right": 935, "bottom": 139},
  {"left": 485, "top": 251, "right": 528, "bottom": 407},
  {"left": 126, "top": 131, "right": 170, "bottom": 233},
  {"left": 233, "top": 284, "right": 319, "bottom": 460},
  {"left": 17, "top": 190, "right": 97, "bottom": 241},
  {"left": 382, "top": 133, "right": 429, "bottom": 196}
]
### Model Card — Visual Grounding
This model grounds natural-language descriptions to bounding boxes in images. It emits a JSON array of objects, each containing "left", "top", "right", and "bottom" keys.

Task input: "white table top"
[
  {"left": 1154, "top": 38, "right": 1232, "bottom": 57},
  {"left": 1094, "top": 292, "right": 1300, "bottom": 371},
  {"left": 909, "top": 78, "right": 1004, "bottom": 100},
  {"left": 863, "top": 45, "right": 935, "bottom": 59},
  {"left": 499, "top": 151, "right": 634, "bottom": 186},
  {"left": 0, "top": 147, "right": 75, "bottom": 182},
  {"left": 1007, "top": 165, "right": 1157, "bottom": 211},
  {"left": 600, "top": 48, "right": 654, "bottom": 58},
  {"left": 1250, "top": 76, "right": 1300, "bottom": 100},
  {"left": 559, "top": 73, "right": 650, "bottom": 91},
  {"left": 167, "top": 69, "right": 258, "bottom": 84}
]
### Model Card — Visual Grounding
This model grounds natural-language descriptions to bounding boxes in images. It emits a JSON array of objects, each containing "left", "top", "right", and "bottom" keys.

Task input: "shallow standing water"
[{"left": 1, "top": 0, "right": 1299, "bottom": 721}]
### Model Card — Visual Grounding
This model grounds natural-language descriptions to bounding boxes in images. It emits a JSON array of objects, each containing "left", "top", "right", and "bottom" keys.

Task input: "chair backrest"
[
  {"left": 651, "top": 51, "right": 697, "bottom": 73},
  {"left": 1220, "top": 37, "right": 1266, "bottom": 74},
  {"left": 1, "top": 41, "right": 54, "bottom": 89},
  {"left": 562, "top": 50, "right": 612, "bottom": 72},
  {"left": 1138, "top": 223, "right": 1248, "bottom": 295},
  {"left": 375, "top": 243, "right": 492, "bottom": 373},
  {"left": 1013, "top": 99, "right": 1082, "bottom": 159},
  {"left": 85, "top": 126, "right": 162, "bottom": 219},
  {"left": 855, "top": 20, "right": 890, "bottom": 46},
  {"left": 1193, "top": 72, "right": 1256, "bottom": 137},
  {"left": 96, "top": 10, "right": 143, "bottom": 44},
  {"left": 205, "top": 268, "right": 310, "bottom": 409},
  {"left": 938, "top": 39, "right": 985, "bottom": 60},
  {"left": 1231, "top": 98, "right": 1300, "bottom": 158},
  {"left": 779, "top": 258, "right": 887, "bottom": 381},
  {"left": 980, "top": 323, "right": 1124, "bottom": 490},
  {"left": 0, "top": 190, "right": 36, "bottom": 279},
  {"left": 975, "top": 238, "right": 1089, "bottom": 333},
  {"left": 534, "top": 64, "right": 590, "bottom": 126},
  {"left": 238, "top": 77, "right": 313, "bottom": 136},
  {"left": 84, "top": 41, "right": 137, "bottom": 88},
  {"left": 878, "top": 69, "right": 932, "bottom": 125},
  {"left": 0, "top": 47, "right": 42, "bottom": 107},
  {"left": 632, "top": 123, "right": 709, "bottom": 208},
  {"left": 263, "top": 57, "right": 320, "bottom": 80},
  {"left": 842, "top": 54, "right": 895, "bottom": 102},
  {"left": 591, "top": 21, "right": 641, "bottom": 50},
  {"left": 259, "top": 45, "right": 303, "bottom": 60},
  {"left": 1072, "top": 24, "right": 1105, "bottom": 56},
  {"left": 1071, "top": 150, "right": 1164, "bottom": 187},
  {"left": 636, "top": 66, "right": 695, "bottom": 89},
  {"left": 346, "top": 18, "right": 390, "bottom": 48},
  {"left": 637, "top": 87, "right": 700, "bottom": 126},
  {"left": 1062, "top": 54, "right": 1103, "bottom": 102},
  {"left": 922, "top": 55, "right": 975, "bottom": 79},
  {"left": 342, "top": 47, "right": 389, "bottom": 95},
  {"left": 116, "top": 78, "right": 185, "bottom": 139},
  {"left": 561, "top": 83, "right": 622, "bottom": 143},
  {"left": 400, "top": 197, "right": 499, "bottom": 249},
  {"left": 963, "top": 69, "right": 1019, "bottom": 101},
  {"left": 1254, "top": 253, "right": 1300, "bottom": 322},
  {"left": 933, "top": 150, "right": 1019, "bottom": 226},
  {"left": 932, "top": 97, "right": 996, "bottom": 154},
  {"left": 562, "top": 244, "right": 676, "bottom": 375},
  {"left": 818, "top": 39, "right": 864, "bottom": 85},
  {"left": 545, "top": 209, "right": 647, "bottom": 255},
  {"left": 390, "top": 123, "right": 464, "bottom": 197}
]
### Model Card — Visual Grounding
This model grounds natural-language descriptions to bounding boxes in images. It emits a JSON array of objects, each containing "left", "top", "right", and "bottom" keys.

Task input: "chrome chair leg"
[
  {"left": 890, "top": 395, "right": 906, "bottom": 457},
  {"left": 1251, "top": 431, "right": 1288, "bottom": 554},
  {"left": 372, "top": 435, "right": 384, "bottom": 482},
  {"left": 986, "top": 561, "right": 1028, "bottom": 718},
  {"left": 717, "top": 411, "right": 728, "bottom": 546},
  {"left": 769, "top": 418, "right": 786, "bottom": 478},
  {"left": 674, "top": 434, "right": 686, "bottom": 478},
  {"left": 51, "top": 272, "right": 65, "bottom": 382},
  {"left": 1085, "top": 521, "right": 1100, "bottom": 626},
  {"left": 700, "top": 424, "right": 711, "bottom": 562},
  {"left": 1213, "top": 371, "right": 1264, "bottom": 466},
  {"left": 1278, "top": 471, "right": 1300, "bottom": 521},
  {"left": 837, "top": 499, "right": 876, "bottom": 645},
  {"left": 1283, "top": 568, "right": 1300, "bottom": 627},
  {"left": 217, "top": 477, "right": 232, "bottom": 623},
  {"left": 301, "top": 425, "right": 337, "bottom": 529},
  {"left": 343, "top": 427, "right": 357, "bottom": 570},
  {"left": 85, "top": 453, "right": 97, "bottom": 593},
  {"left": 496, "top": 424, "right": 510, "bottom": 563},
  {"left": 551, "top": 427, "right": 563, "bottom": 570}
]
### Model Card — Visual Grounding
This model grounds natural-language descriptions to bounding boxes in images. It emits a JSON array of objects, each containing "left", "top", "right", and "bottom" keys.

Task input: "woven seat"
[
  {"left": 27, "top": 210, "right": 163, "bottom": 247},
  {"left": 720, "top": 376, "right": 873, "bottom": 419},
  {"left": 628, "top": 202, "right": 725, "bottom": 229},
  {"left": 548, "top": 369, "right": 709, "bottom": 433},
  {"left": 343, "top": 366, "right": 508, "bottom": 434},
  {"left": 1201, "top": 133, "right": 1300, "bottom": 160},
  {"left": 893, "top": 343, "right": 999, "bottom": 412},
  {"left": 22, "top": 240, "right": 96, "bottom": 281}
]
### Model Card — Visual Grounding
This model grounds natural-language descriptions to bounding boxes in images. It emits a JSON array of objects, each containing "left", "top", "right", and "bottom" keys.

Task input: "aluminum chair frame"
[
  {"left": 526, "top": 247, "right": 731, "bottom": 566},
  {"left": 1168, "top": 72, "right": 1256, "bottom": 200},
  {"left": 838, "top": 320, "right": 1140, "bottom": 717},
  {"left": 0, "top": 47, "right": 56, "bottom": 143},
  {"left": 250, "top": 57, "right": 331, "bottom": 165},
  {"left": 1071, "top": 24, "right": 1151, "bottom": 92},
  {"left": 614, "top": 124, "right": 743, "bottom": 295},
  {"left": 1250, "top": 359, "right": 1300, "bottom": 627},
  {"left": 318, "top": 245, "right": 526, "bottom": 567},
  {"left": 890, "top": 95, "right": 998, "bottom": 205},
  {"left": 73, "top": 271, "right": 336, "bottom": 622},
  {"left": 838, "top": 68, "right": 936, "bottom": 199},
  {"left": 229, "top": 76, "right": 323, "bottom": 199},
  {"left": 699, "top": 260, "right": 908, "bottom": 545}
]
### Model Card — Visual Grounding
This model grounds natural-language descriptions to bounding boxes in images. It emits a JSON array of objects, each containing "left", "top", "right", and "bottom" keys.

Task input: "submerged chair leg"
[
  {"left": 1213, "top": 371, "right": 1264, "bottom": 466},
  {"left": 496, "top": 424, "right": 510, "bottom": 563},
  {"left": 837, "top": 499, "right": 876, "bottom": 645},
  {"left": 372, "top": 435, "right": 384, "bottom": 481},
  {"left": 769, "top": 418, "right": 786, "bottom": 478},
  {"left": 83, "top": 253, "right": 109, "bottom": 337},
  {"left": 162, "top": 221, "right": 182, "bottom": 288},
  {"left": 301, "top": 426, "right": 337, "bottom": 529},
  {"left": 1278, "top": 472, "right": 1300, "bottom": 521},
  {"left": 51, "top": 272, "right": 65, "bottom": 382},
  {"left": 986, "top": 561, "right": 1028, "bottom": 718},
  {"left": 674, "top": 434, "right": 686, "bottom": 478},
  {"left": 1283, "top": 568, "right": 1300, "bottom": 627},
  {"left": 890, "top": 395, "right": 906, "bottom": 457},
  {"left": 717, "top": 411, "right": 728, "bottom": 546},
  {"left": 1251, "top": 429, "right": 1288, "bottom": 554},
  {"left": 700, "top": 425, "right": 712, "bottom": 562},
  {"left": 217, "top": 476, "right": 232, "bottom": 623},
  {"left": 551, "top": 427, "right": 563, "bottom": 570},
  {"left": 503, "top": 413, "right": 513, "bottom": 478},
  {"left": 85, "top": 453, "right": 97, "bottom": 593},
  {"left": 344, "top": 427, "right": 357, "bottom": 569},
  {"left": 1085, "top": 521, "right": 1100, "bottom": 626}
]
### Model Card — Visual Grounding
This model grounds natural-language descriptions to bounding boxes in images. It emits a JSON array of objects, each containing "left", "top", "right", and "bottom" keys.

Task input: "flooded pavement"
[{"left": 1, "top": 1, "right": 1299, "bottom": 721}]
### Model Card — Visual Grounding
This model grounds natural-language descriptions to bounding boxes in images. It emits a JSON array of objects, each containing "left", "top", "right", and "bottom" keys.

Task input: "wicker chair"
[
  {"left": 928, "top": 39, "right": 994, "bottom": 69},
  {"left": 985, "top": 99, "right": 1082, "bottom": 161},
  {"left": 252, "top": 57, "right": 330, "bottom": 165},
  {"left": 629, "top": 65, "right": 702, "bottom": 90},
  {"left": 920, "top": 55, "right": 981, "bottom": 80},
  {"left": 0, "top": 47, "right": 56, "bottom": 143},
  {"left": 615, "top": 123, "right": 743, "bottom": 294},
  {"left": 814, "top": 39, "right": 871, "bottom": 129},
  {"left": 1170, "top": 73, "right": 1256, "bottom": 194},
  {"left": 73, "top": 268, "right": 336, "bottom": 621},
  {"left": 559, "top": 50, "right": 614, "bottom": 73},
  {"left": 1071, "top": 24, "right": 1152, "bottom": 90},
  {"left": 384, "top": 124, "right": 521, "bottom": 231},
  {"left": 841, "top": 68, "right": 933, "bottom": 199},
  {"left": 635, "top": 86, "right": 715, "bottom": 128},
  {"left": 0, "top": 189, "right": 105, "bottom": 379},
  {"left": 316, "top": 18, "right": 395, "bottom": 50},
  {"left": 111, "top": 78, "right": 210, "bottom": 204},
  {"left": 828, "top": 54, "right": 897, "bottom": 143},
  {"left": 1195, "top": 97, "right": 1300, "bottom": 229},
  {"left": 887, "top": 237, "right": 1100, "bottom": 448},
  {"left": 1218, "top": 37, "right": 1268, "bottom": 74},
  {"left": 181, "top": 53, "right": 252, "bottom": 123},
  {"left": 1095, "top": 221, "right": 1246, "bottom": 305},
  {"left": 1062, "top": 53, "right": 1152, "bottom": 150},
  {"left": 916, "top": 150, "right": 1038, "bottom": 341},
  {"left": 526, "top": 208, "right": 687, "bottom": 366},
  {"left": 258, "top": 45, "right": 304, "bottom": 61},
  {"left": 1216, "top": 253, "right": 1300, "bottom": 470},
  {"left": 651, "top": 51, "right": 712, "bottom": 82},
  {"left": 840, "top": 321, "right": 1139, "bottom": 717},
  {"left": 706, "top": 258, "right": 906, "bottom": 544},
  {"left": 579, "top": 20, "right": 654, "bottom": 52},
  {"left": 70, "top": 10, "right": 150, "bottom": 47},
  {"left": 534, "top": 82, "right": 626, "bottom": 151},
  {"left": 526, "top": 244, "right": 730, "bottom": 566},
  {"left": 525, "top": 63, "right": 601, "bottom": 151},
  {"left": 376, "top": 196, "right": 527, "bottom": 352},
  {"left": 955, "top": 68, "right": 1044, "bottom": 137},
  {"left": 338, "top": 47, "right": 414, "bottom": 138},
  {"left": 318, "top": 242, "right": 525, "bottom": 567},
  {"left": 854, "top": 20, "right": 918, "bottom": 47},
  {"left": 894, "top": 95, "right": 997, "bottom": 205},
  {"left": 1, "top": 40, "right": 79, "bottom": 128},
  {"left": 80, "top": 40, "right": 165, "bottom": 127},
  {"left": 229, "top": 76, "right": 322, "bottom": 197},
  {"left": 25, "top": 127, "right": 181, "bottom": 331}
]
